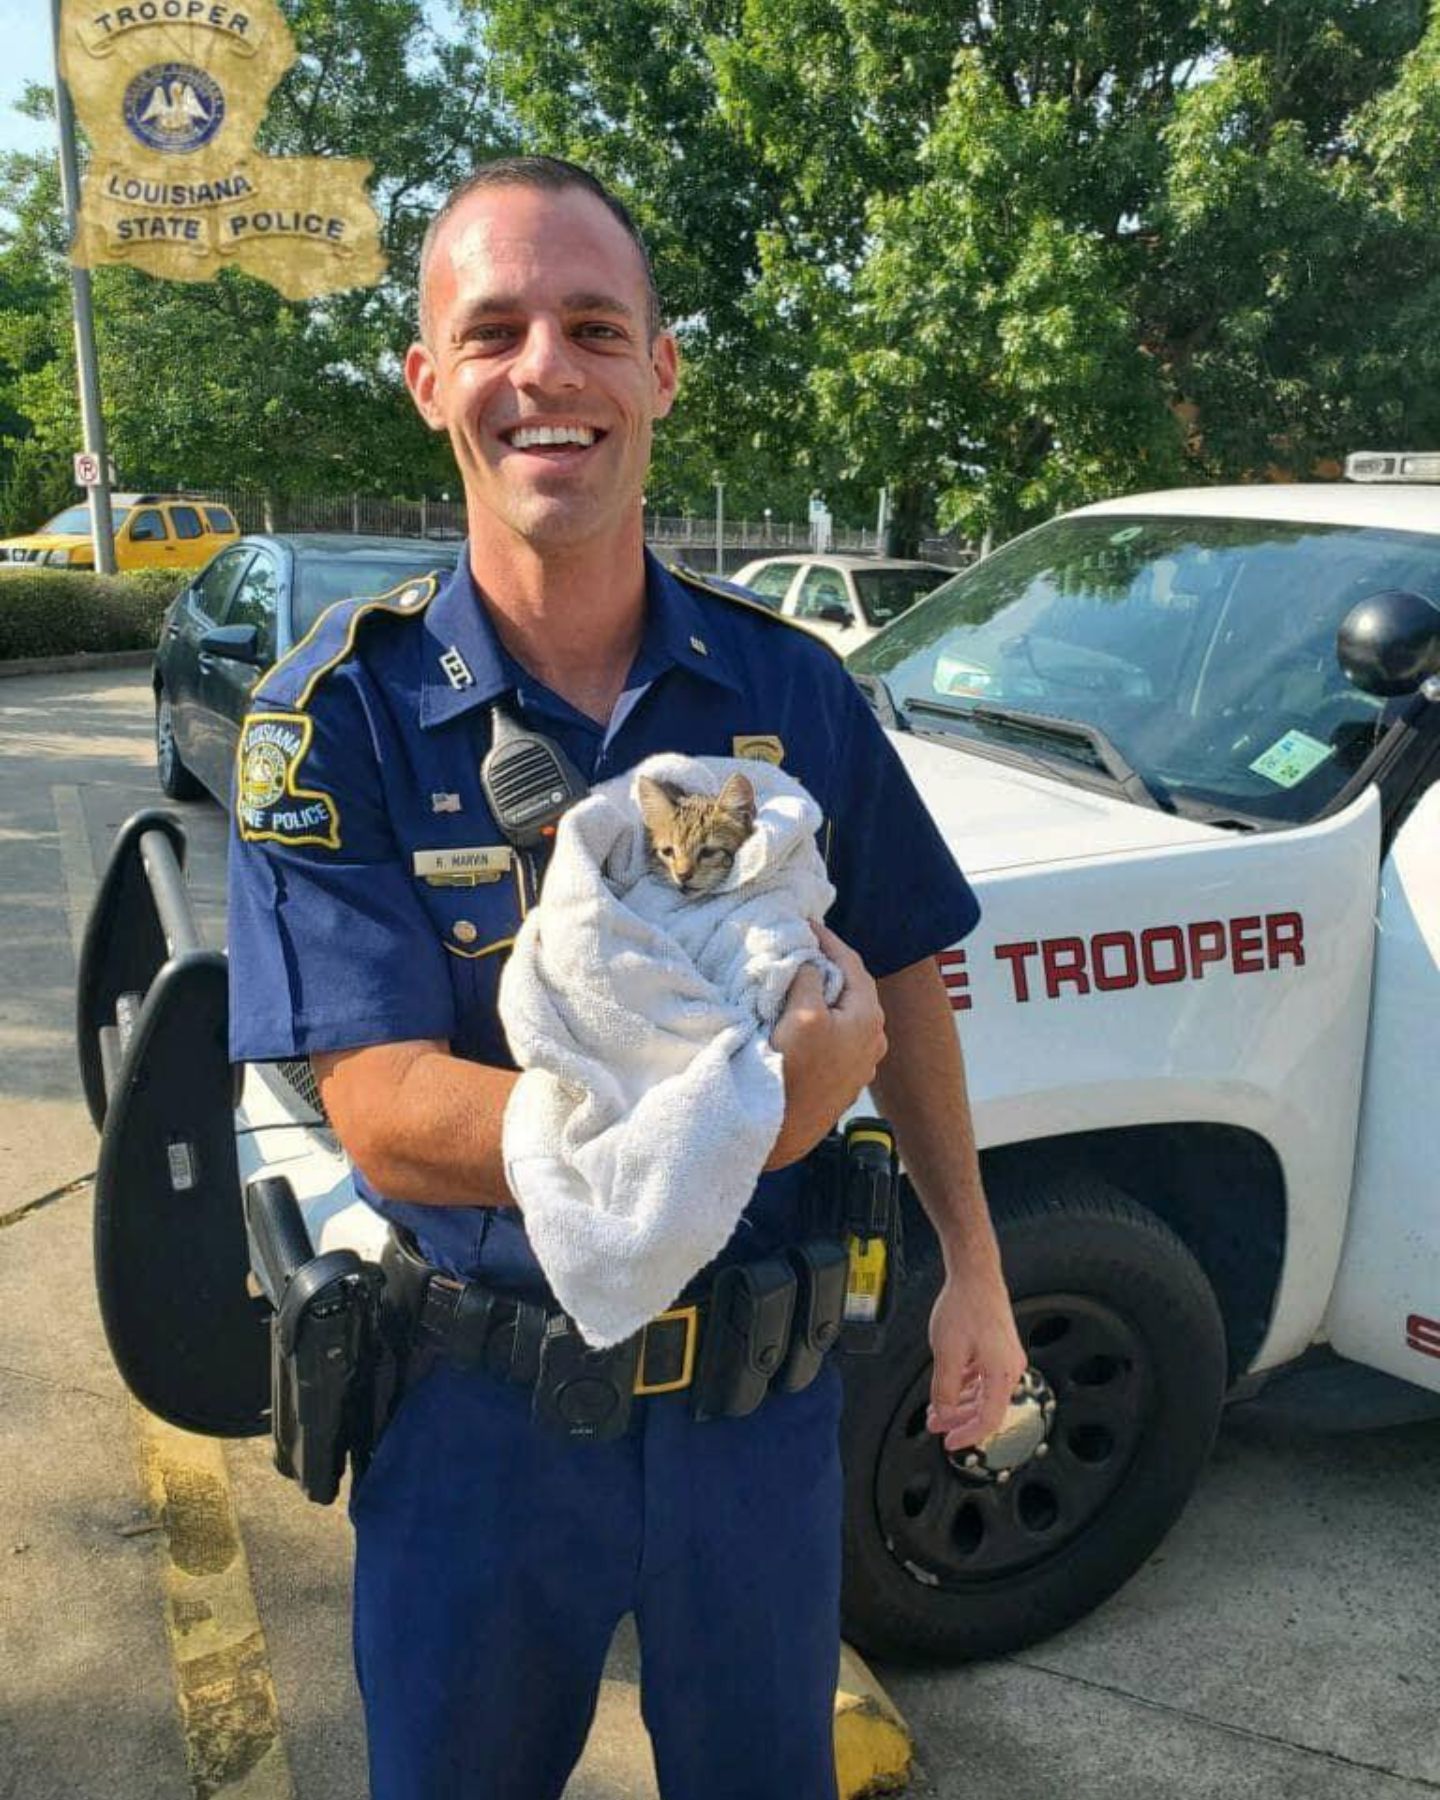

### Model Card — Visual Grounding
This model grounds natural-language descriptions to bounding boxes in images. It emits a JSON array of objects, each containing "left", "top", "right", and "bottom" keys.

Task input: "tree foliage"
[{"left": 478, "top": 0, "right": 1440, "bottom": 542}]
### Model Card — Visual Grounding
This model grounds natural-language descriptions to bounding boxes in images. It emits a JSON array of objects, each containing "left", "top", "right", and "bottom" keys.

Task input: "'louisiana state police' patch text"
[{"left": 236, "top": 712, "right": 341, "bottom": 849}]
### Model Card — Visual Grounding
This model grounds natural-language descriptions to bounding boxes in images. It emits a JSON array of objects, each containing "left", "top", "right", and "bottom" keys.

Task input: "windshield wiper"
[{"left": 905, "top": 698, "right": 1174, "bottom": 813}]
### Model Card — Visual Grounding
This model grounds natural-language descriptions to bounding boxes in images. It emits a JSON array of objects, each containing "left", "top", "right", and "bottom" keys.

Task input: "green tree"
[{"left": 478, "top": 0, "right": 1440, "bottom": 545}]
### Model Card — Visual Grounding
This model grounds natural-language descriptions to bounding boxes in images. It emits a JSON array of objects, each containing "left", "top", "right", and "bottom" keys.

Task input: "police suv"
[{"left": 80, "top": 452, "right": 1440, "bottom": 1665}]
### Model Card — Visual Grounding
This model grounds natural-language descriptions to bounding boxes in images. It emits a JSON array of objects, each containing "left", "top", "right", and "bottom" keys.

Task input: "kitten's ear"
[
  {"left": 637, "top": 775, "right": 676, "bottom": 831},
  {"left": 717, "top": 771, "right": 757, "bottom": 826}
]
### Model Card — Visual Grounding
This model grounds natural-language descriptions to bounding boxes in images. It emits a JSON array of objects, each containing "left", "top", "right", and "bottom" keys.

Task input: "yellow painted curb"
[
  {"left": 132, "top": 1402, "right": 296, "bottom": 1799},
  {"left": 835, "top": 1642, "right": 913, "bottom": 1797}
]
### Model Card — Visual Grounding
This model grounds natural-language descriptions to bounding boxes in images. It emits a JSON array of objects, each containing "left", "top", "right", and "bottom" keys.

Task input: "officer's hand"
[
  {"left": 927, "top": 1267, "right": 1028, "bottom": 1451},
  {"left": 764, "top": 923, "right": 886, "bottom": 1170}
]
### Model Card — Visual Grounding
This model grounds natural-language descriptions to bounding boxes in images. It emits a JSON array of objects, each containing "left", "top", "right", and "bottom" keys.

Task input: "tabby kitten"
[{"left": 637, "top": 772, "right": 757, "bottom": 895}]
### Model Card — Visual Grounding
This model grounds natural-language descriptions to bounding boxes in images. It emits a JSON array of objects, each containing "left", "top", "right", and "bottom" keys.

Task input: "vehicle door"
[
  {"left": 789, "top": 564, "right": 864, "bottom": 651},
  {"left": 166, "top": 502, "right": 210, "bottom": 569},
  {"left": 1324, "top": 745, "right": 1440, "bottom": 1392},
  {"left": 165, "top": 545, "right": 254, "bottom": 778},
  {"left": 195, "top": 546, "right": 280, "bottom": 795},
  {"left": 118, "top": 504, "right": 177, "bottom": 572}
]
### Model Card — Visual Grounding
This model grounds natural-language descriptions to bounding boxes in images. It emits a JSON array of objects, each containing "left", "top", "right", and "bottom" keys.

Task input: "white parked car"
[
  {"left": 732, "top": 552, "right": 952, "bottom": 651},
  {"left": 84, "top": 456, "right": 1440, "bottom": 1666}
]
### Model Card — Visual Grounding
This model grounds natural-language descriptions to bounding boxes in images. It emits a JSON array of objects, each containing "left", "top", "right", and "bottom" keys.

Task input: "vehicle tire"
[
  {"left": 839, "top": 1172, "right": 1227, "bottom": 1662},
  {"left": 154, "top": 686, "right": 205, "bottom": 800}
]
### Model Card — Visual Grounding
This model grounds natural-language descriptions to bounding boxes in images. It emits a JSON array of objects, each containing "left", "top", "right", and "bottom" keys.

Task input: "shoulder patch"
[
  {"left": 666, "top": 563, "right": 844, "bottom": 659},
  {"left": 235, "top": 711, "right": 341, "bottom": 850},
  {"left": 258, "top": 570, "right": 443, "bottom": 711}
]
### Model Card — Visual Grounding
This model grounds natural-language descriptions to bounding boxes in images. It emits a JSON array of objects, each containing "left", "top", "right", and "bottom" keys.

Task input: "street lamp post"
[{"left": 50, "top": 0, "right": 116, "bottom": 574}]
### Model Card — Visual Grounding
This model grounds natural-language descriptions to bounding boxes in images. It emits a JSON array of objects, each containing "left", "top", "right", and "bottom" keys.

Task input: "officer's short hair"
[{"left": 417, "top": 156, "right": 663, "bottom": 345}]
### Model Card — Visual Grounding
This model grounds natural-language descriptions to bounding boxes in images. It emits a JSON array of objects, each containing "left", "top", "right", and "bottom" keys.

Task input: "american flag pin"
[{"left": 431, "top": 792, "right": 462, "bottom": 813}]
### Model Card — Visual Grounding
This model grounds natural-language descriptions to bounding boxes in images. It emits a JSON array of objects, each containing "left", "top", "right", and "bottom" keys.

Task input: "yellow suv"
[{"left": 0, "top": 493, "right": 240, "bottom": 571}]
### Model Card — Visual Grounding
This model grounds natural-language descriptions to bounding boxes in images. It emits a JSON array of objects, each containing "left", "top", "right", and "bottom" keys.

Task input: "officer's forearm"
[
  {"left": 311, "top": 1039, "right": 519, "bottom": 1207},
  {"left": 870, "top": 958, "right": 1002, "bottom": 1282}
]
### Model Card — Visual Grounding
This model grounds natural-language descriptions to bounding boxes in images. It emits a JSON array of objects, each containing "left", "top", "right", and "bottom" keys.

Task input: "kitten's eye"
[
  {"left": 699, "top": 847, "right": 723, "bottom": 859},
  {"left": 659, "top": 846, "right": 675, "bottom": 859}
]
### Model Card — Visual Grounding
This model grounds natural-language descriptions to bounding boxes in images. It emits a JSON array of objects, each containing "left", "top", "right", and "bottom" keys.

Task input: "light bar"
[{"left": 1345, "top": 451, "right": 1440, "bottom": 483}]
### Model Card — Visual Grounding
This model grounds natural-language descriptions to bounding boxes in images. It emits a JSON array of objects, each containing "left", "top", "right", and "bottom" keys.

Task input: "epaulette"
[
  {"left": 257, "top": 570, "right": 443, "bottom": 711},
  {"left": 667, "top": 562, "right": 844, "bottom": 659}
]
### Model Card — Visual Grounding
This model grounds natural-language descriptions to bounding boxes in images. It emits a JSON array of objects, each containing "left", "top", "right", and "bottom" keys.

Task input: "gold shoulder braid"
[{"left": 262, "top": 570, "right": 443, "bottom": 711}]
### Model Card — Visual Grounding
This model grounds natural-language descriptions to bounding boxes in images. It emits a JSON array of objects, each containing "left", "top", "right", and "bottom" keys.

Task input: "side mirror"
[
  {"left": 199, "top": 623, "right": 267, "bottom": 667},
  {"left": 818, "top": 602, "right": 851, "bottom": 626},
  {"left": 1337, "top": 589, "right": 1440, "bottom": 697}
]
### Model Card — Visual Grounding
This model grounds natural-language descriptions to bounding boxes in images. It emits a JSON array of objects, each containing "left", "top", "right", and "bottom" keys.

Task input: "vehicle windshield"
[
  {"left": 852, "top": 566, "right": 947, "bottom": 625},
  {"left": 40, "top": 505, "right": 131, "bottom": 535},
  {"left": 850, "top": 513, "right": 1440, "bottom": 826},
  {"left": 293, "top": 555, "right": 452, "bottom": 636}
]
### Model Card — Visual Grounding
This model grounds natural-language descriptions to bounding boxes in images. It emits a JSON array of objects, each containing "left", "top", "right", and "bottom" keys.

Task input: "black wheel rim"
[{"left": 873, "top": 1293, "right": 1154, "bottom": 1588}]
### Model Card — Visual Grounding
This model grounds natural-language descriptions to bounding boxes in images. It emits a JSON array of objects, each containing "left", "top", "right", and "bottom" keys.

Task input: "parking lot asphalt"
[{"left": 2, "top": 663, "right": 1439, "bottom": 1800}]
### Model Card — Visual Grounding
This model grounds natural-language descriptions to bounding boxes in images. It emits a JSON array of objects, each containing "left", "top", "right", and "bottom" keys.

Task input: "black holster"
[{"left": 247, "top": 1176, "right": 393, "bottom": 1506}]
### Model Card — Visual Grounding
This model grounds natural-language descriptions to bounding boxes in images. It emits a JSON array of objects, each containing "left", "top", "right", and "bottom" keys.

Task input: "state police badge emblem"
[
  {"left": 236, "top": 713, "right": 341, "bottom": 849},
  {"left": 122, "top": 63, "right": 225, "bottom": 153}
]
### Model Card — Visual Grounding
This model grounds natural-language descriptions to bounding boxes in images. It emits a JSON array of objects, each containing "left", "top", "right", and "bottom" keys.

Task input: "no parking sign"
[{"left": 73, "top": 451, "right": 101, "bottom": 487}]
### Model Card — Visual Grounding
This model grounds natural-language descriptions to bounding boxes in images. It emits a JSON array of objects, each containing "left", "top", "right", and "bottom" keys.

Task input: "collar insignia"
[
  {"left": 689, "top": 634, "right": 709, "bottom": 656},
  {"left": 440, "top": 647, "right": 474, "bottom": 690}
]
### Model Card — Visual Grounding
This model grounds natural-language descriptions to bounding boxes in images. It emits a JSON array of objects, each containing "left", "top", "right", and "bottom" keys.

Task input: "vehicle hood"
[{"left": 887, "top": 730, "right": 1219, "bottom": 874}]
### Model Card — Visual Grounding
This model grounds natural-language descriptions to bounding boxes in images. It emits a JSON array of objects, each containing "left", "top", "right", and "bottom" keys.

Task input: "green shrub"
[{"left": 0, "top": 566, "right": 186, "bottom": 661}]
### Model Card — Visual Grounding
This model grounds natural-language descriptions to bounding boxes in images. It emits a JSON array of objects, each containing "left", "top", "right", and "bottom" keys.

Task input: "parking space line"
[
  {"left": 53, "top": 783, "right": 93, "bottom": 963},
  {"left": 134, "top": 1405, "right": 296, "bottom": 1799}
]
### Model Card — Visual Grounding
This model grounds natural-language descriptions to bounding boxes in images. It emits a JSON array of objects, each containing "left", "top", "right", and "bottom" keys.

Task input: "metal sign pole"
[
  {"left": 714, "top": 477, "right": 725, "bottom": 575},
  {"left": 50, "top": 0, "right": 116, "bottom": 574}
]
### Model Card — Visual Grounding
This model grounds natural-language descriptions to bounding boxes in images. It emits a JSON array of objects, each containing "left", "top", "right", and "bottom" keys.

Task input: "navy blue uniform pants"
[{"left": 350, "top": 1356, "right": 844, "bottom": 1799}]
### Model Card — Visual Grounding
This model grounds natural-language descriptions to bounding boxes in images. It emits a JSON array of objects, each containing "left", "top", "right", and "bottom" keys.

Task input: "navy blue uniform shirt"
[{"left": 227, "top": 550, "right": 979, "bottom": 1292}]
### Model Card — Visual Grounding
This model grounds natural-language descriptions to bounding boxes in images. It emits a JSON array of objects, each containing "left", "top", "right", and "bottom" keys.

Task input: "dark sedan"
[{"left": 153, "top": 533, "right": 461, "bottom": 804}]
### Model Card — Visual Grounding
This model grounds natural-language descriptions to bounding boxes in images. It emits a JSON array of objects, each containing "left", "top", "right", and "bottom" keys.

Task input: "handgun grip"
[{"left": 244, "top": 1175, "right": 315, "bottom": 1308}]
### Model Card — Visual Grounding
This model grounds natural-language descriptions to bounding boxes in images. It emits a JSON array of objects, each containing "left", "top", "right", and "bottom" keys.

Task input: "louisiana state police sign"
[{"left": 60, "top": 0, "right": 384, "bottom": 299}]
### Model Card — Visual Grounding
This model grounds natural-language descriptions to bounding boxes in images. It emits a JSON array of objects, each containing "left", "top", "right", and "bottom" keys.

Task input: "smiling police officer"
[{"left": 226, "top": 155, "right": 1025, "bottom": 1800}]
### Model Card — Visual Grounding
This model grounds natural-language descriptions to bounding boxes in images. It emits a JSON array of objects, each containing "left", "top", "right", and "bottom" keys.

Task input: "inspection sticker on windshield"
[{"left": 1249, "top": 730, "right": 1334, "bottom": 789}]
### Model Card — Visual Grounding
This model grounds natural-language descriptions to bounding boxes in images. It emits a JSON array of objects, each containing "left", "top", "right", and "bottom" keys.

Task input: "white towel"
[{"left": 497, "top": 752, "right": 842, "bottom": 1346}]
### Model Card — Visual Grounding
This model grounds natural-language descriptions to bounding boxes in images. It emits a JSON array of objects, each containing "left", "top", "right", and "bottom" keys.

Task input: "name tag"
[{"left": 413, "top": 846, "right": 513, "bottom": 886}]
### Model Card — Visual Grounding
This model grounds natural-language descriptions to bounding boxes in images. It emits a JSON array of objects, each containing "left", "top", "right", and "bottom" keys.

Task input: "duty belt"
[{"left": 380, "top": 1229, "right": 850, "bottom": 1441}]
